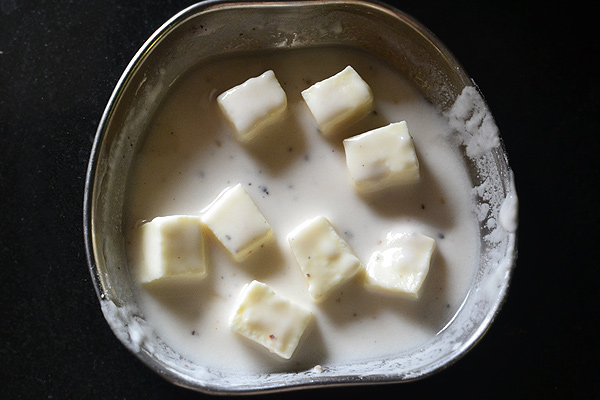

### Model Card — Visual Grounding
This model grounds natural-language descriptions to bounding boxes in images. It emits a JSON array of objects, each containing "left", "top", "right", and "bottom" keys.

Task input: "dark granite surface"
[{"left": 1, "top": 1, "right": 597, "bottom": 398}]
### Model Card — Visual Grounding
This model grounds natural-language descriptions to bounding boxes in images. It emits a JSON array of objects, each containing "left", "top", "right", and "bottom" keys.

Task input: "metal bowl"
[{"left": 84, "top": 0, "right": 518, "bottom": 394}]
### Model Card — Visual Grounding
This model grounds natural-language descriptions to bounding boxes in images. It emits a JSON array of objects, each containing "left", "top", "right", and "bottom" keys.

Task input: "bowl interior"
[{"left": 84, "top": 0, "right": 517, "bottom": 394}]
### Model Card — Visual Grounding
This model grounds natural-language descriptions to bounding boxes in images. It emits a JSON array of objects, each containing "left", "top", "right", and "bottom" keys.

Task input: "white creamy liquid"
[{"left": 123, "top": 47, "right": 480, "bottom": 374}]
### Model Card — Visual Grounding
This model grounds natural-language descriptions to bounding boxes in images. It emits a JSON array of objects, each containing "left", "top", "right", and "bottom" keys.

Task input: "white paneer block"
[
  {"left": 301, "top": 66, "right": 373, "bottom": 136},
  {"left": 217, "top": 70, "right": 287, "bottom": 142},
  {"left": 343, "top": 121, "right": 420, "bottom": 193},
  {"left": 139, "top": 215, "right": 207, "bottom": 286},
  {"left": 201, "top": 184, "right": 273, "bottom": 261},
  {"left": 287, "top": 216, "right": 362, "bottom": 302},
  {"left": 364, "top": 231, "right": 436, "bottom": 299},
  {"left": 230, "top": 280, "right": 313, "bottom": 359}
]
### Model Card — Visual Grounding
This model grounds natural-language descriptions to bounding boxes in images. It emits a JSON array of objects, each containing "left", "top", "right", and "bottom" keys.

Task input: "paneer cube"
[
  {"left": 301, "top": 66, "right": 373, "bottom": 136},
  {"left": 217, "top": 70, "right": 288, "bottom": 142},
  {"left": 364, "top": 231, "right": 436, "bottom": 299},
  {"left": 287, "top": 216, "right": 362, "bottom": 302},
  {"left": 201, "top": 184, "right": 273, "bottom": 261},
  {"left": 343, "top": 121, "right": 420, "bottom": 193},
  {"left": 138, "top": 215, "right": 207, "bottom": 286},
  {"left": 230, "top": 280, "right": 313, "bottom": 359}
]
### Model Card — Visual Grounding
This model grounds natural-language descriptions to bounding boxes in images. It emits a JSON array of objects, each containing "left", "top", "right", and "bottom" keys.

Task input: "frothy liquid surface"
[{"left": 123, "top": 47, "right": 479, "bottom": 373}]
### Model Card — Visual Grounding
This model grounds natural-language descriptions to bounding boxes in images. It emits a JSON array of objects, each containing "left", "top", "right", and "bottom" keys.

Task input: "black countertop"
[{"left": 1, "top": 1, "right": 598, "bottom": 398}]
